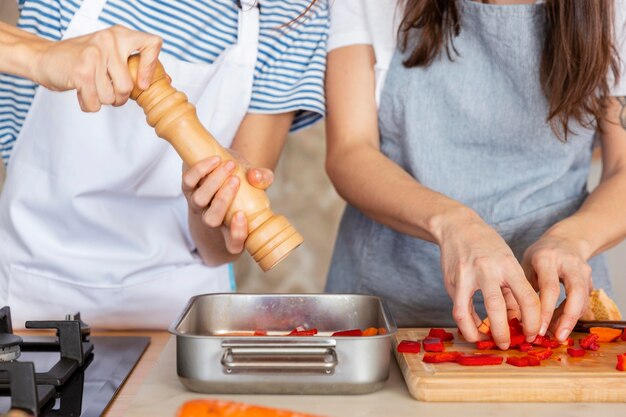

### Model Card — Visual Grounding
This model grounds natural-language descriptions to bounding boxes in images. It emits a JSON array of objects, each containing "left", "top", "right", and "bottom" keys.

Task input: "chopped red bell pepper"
[
  {"left": 423, "top": 337, "right": 445, "bottom": 352},
  {"left": 422, "top": 351, "right": 462, "bottom": 363},
  {"left": 508, "top": 318, "right": 523, "bottom": 336},
  {"left": 519, "top": 342, "right": 533, "bottom": 352},
  {"left": 428, "top": 328, "right": 454, "bottom": 341},
  {"left": 617, "top": 353, "right": 626, "bottom": 371},
  {"left": 540, "top": 339, "right": 561, "bottom": 349},
  {"left": 331, "top": 329, "right": 363, "bottom": 337},
  {"left": 506, "top": 355, "right": 540, "bottom": 367},
  {"left": 531, "top": 334, "right": 549, "bottom": 346},
  {"left": 288, "top": 327, "right": 318, "bottom": 336},
  {"left": 580, "top": 333, "right": 600, "bottom": 350},
  {"left": 476, "top": 339, "right": 497, "bottom": 350},
  {"left": 565, "top": 337, "right": 574, "bottom": 347},
  {"left": 253, "top": 330, "right": 267, "bottom": 336},
  {"left": 456, "top": 354, "right": 503, "bottom": 366},
  {"left": 397, "top": 340, "right": 421, "bottom": 354},
  {"left": 567, "top": 347, "right": 586, "bottom": 358},
  {"left": 529, "top": 347, "right": 553, "bottom": 360},
  {"left": 509, "top": 334, "right": 526, "bottom": 348},
  {"left": 621, "top": 329, "right": 626, "bottom": 341}
]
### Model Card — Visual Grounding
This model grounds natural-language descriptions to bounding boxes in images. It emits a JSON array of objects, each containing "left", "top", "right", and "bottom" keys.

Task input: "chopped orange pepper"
[
  {"left": 478, "top": 318, "right": 491, "bottom": 335},
  {"left": 378, "top": 327, "right": 388, "bottom": 335},
  {"left": 362, "top": 327, "right": 379, "bottom": 336},
  {"left": 177, "top": 399, "right": 322, "bottom": 417},
  {"left": 589, "top": 327, "right": 623, "bottom": 343}
]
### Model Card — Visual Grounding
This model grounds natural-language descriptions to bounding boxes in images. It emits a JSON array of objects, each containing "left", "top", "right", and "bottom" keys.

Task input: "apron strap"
[
  {"left": 236, "top": 0, "right": 261, "bottom": 67},
  {"left": 77, "top": 0, "right": 109, "bottom": 21}
]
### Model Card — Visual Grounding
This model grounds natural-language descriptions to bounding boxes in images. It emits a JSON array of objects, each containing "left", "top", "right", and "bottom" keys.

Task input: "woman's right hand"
[
  {"left": 437, "top": 209, "right": 542, "bottom": 349},
  {"left": 30, "top": 25, "right": 163, "bottom": 112}
]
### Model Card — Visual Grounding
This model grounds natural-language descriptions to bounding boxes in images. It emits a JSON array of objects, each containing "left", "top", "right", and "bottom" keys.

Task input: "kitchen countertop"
[{"left": 119, "top": 333, "right": 626, "bottom": 417}]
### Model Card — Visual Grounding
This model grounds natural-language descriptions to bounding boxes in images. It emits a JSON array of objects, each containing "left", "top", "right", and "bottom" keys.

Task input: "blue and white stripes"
[{"left": 1, "top": 0, "right": 328, "bottom": 164}]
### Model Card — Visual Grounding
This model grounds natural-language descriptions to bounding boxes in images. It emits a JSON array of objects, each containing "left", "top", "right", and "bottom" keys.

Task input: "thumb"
[{"left": 247, "top": 168, "right": 274, "bottom": 190}]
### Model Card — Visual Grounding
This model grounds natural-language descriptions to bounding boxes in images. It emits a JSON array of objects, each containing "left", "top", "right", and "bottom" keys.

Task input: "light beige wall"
[
  {"left": 234, "top": 124, "right": 344, "bottom": 293},
  {"left": 0, "top": 1, "right": 18, "bottom": 24}
]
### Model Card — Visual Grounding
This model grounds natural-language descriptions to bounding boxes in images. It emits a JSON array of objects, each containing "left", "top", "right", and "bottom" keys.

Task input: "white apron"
[{"left": 0, "top": 0, "right": 259, "bottom": 329}]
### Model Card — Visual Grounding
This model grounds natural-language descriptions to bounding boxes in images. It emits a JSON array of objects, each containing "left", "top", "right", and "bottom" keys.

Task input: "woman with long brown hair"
[{"left": 325, "top": 0, "right": 626, "bottom": 349}]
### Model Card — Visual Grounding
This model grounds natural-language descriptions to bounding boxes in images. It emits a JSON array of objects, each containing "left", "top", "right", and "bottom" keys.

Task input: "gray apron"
[{"left": 326, "top": 0, "right": 612, "bottom": 327}]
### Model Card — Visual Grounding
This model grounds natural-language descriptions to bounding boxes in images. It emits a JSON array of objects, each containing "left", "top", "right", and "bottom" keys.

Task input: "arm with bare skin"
[{"left": 325, "top": 44, "right": 541, "bottom": 349}]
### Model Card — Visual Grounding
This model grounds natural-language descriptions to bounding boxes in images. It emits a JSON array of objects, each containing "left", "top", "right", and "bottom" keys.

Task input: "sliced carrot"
[
  {"left": 177, "top": 399, "right": 322, "bottom": 417},
  {"left": 589, "top": 327, "right": 623, "bottom": 343},
  {"left": 362, "top": 327, "right": 379, "bottom": 336},
  {"left": 378, "top": 327, "right": 388, "bottom": 335}
]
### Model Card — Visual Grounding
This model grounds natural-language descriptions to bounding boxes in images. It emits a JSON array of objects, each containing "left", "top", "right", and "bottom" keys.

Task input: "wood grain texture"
[{"left": 394, "top": 328, "right": 626, "bottom": 402}]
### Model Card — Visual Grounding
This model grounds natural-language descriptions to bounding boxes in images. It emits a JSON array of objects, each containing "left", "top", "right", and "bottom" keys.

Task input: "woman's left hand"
[{"left": 521, "top": 233, "right": 592, "bottom": 342}]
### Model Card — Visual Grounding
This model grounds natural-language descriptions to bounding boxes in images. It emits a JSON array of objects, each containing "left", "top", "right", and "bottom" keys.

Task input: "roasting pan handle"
[{"left": 220, "top": 343, "right": 338, "bottom": 374}]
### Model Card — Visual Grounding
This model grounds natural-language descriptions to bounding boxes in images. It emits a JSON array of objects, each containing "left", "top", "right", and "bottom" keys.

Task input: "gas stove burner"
[{"left": 0, "top": 333, "right": 22, "bottom": 362}]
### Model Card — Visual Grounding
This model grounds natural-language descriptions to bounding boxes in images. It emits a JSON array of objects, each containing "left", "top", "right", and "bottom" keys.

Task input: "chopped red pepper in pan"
[
  {"left": 617, "top": 354, "right": 626, "bottom": 371},
  {"left": 397, "top": 340, "right": 421, "bottom": 354},
  {"left": 422, "top": 352, "right": 462, "bottom": 363},
  {"left": 428, "top": 328, "right": 454, "bottom": 342},
  {"left": 567, "top": 347, "right": 586, "bottom": 358},
  {"left": 456, "top": 354, "right": 503, "bottom": 366},
  {"left": 580, "top": 333, "right": 600, "bottom": 350},
  {"left": 423, "top": 337, "right": 445, "bottom": 352},
  {"left": 288, "top": 327, "right": 318, "bottom": 336},
  {"left": 362, "top": 327, "right": 379, "bottom": 336},
  {"left": 331, "top": 329, "right": 363, "bottom": 337}
]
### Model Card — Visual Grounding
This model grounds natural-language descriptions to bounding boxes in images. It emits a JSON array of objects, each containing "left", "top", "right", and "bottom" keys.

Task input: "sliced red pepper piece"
[
  {"left": 428, "top": 328, "right": 454, "bottom": 342},
  {"left": 580, "top": 333, "right": 600, "bottom": 350},
  {"left": 540, "top": 339, "right": 561, "bottom": 349},
  {"left": 519, "top": 342, "right": 533, "bottom": 352},
  {"left": 456, "top": 354, "right": 503, "bottom": 366},
  {"left": 397, "top": 340, "right": 421, "bottom": 354},
  {"left": 565, "top": 338, "right": 574, "bottom": 347},
  {"left": 617, "top": 353, "right": 626, "bottom": 371},
  {"left": 509, "top": 334, "right": 526, "bottom": 348},
  {"left": 423, "top": 337, "right": 445, "bottom": 352},
  {"left": 288, "top": 327, "right": 318, "bottom": 336},
  {"left": 506, "top": 356, "right": 529, "bottom": 367},
  {"left": 622, "top": 329, "right": 626, "bottom": 342},
  {"left": 332, "top": 329, "right": 363, "bottom": 337},
  {"left": 476, "top": 339, "right": 497, "bottom": 350},
  {"left": 253, "top": 330, "right": 267, "bottom": 336},
  {"left": 506, "top": 355, "right": 539, "bottom": 367},
  {"left": 422, "top": 351, "right": 462, "bottom": 363},
  {"left": 531, "top": 334, "right": 549, "bottom": 346},
  {"left": 567, "top": 347, "right": 586, "bottom": 358},
  {"left": 508, "top": 318, "right": 523, "bottom": 336},
  {"left": 529, "top": 347, "right": 553, "bottom": 360}
]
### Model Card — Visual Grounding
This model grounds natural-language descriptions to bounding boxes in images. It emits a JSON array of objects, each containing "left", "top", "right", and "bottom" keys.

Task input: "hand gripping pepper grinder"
[{"left": 127, "top": 56, "right": 303, "bottom": 271}]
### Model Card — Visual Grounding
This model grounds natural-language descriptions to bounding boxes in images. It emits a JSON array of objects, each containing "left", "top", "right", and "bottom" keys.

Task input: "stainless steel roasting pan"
[{"left": 169, "top": 293, "right": 398, "bottom": 394}]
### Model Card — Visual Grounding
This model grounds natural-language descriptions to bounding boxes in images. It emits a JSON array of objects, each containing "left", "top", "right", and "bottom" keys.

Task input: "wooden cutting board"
[{"left": 394, "top": 328, "right": 626, "bottom": 402}]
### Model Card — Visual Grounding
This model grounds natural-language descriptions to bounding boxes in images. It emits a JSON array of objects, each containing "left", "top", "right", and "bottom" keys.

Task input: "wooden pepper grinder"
[{"left": 127, "top": 56, "right": 303, "bottom": 271}]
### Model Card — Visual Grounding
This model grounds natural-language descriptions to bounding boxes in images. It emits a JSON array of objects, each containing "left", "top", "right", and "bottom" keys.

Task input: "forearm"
[
  {"left": 188, "top": 112, "right": 292, "bottom": 266},
  {"left": 189, "top": 209, "right": 238, "bottom": 266},
  {"left": 0, "top": 21, "right": 48, "bottom": 80},
  {"left": 543, "top": 97, "right": 626, "bottom": 260},
  {"left": 326, "top": 143, "right": 479, "bottom": 244},
  {"left": 545, "top": 165, "right": 626, "bottom": 260}
]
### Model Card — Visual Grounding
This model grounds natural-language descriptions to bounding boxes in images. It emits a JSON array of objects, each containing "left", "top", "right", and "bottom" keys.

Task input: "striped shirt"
[{"left": 1, "top": 0, "right": 328, "bottom": 164}]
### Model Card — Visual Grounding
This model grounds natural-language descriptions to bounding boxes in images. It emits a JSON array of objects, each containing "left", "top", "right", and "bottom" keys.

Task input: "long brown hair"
[{"left": 399, "top": 0, "right": 621, "bottom": 140}]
